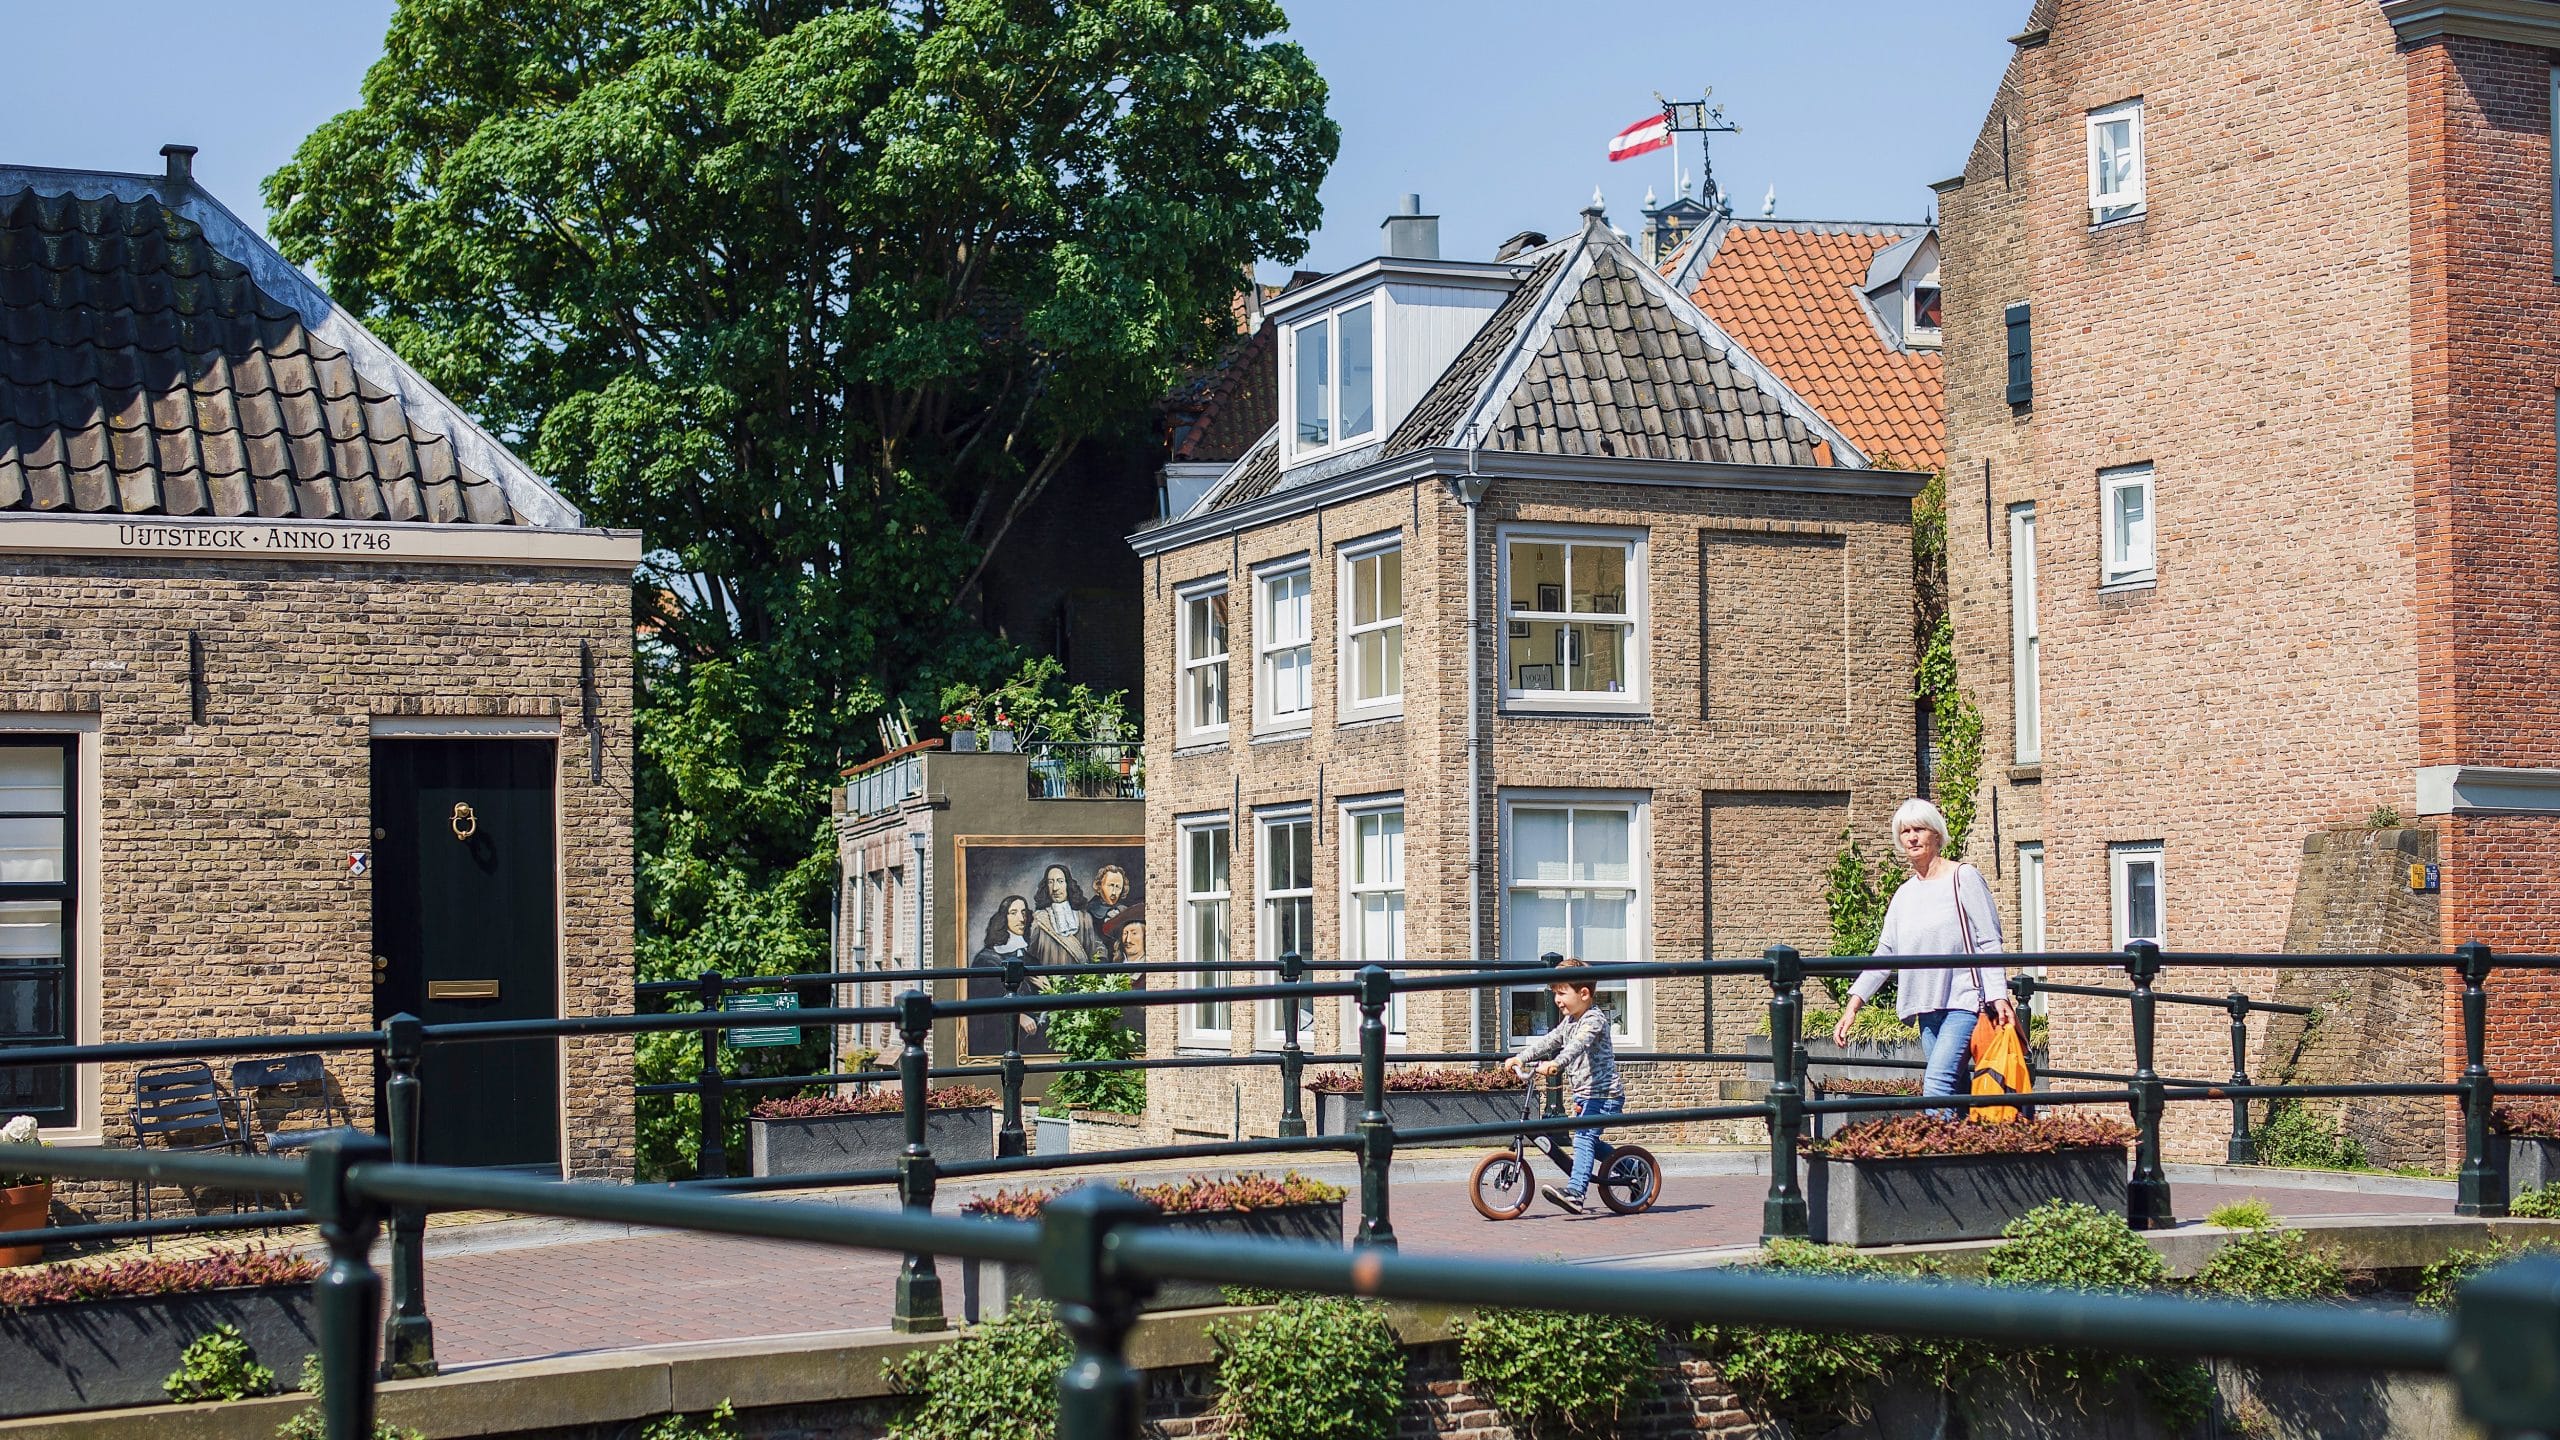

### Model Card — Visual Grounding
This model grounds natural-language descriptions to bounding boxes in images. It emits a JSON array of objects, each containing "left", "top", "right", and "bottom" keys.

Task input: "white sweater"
[{"left": 1846, "top": 863, "right": 2006, "bottom": 1019}]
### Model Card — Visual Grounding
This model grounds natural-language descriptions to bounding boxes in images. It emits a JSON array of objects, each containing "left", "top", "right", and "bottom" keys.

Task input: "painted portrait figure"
[
  {"left": 954, "top": 838, "right": 1144, "bottom": 1060},
  {"left": 1029, "top": 862, "right": 1102, "bottom": 966}
]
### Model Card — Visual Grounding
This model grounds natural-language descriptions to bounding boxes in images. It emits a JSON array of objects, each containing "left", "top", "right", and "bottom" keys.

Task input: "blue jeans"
[
  {"left": 1568, "top": 1093, "right": 1623, "bottom": 1197},
  {"left": 1918, "top": 1008, "right": 1980, "bottom": 1118}
]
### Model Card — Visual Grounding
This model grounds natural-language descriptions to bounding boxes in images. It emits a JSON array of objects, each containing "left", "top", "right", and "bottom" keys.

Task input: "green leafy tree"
[{"left": 267, "top": 1, "right": 1335, "bottom": 1175}]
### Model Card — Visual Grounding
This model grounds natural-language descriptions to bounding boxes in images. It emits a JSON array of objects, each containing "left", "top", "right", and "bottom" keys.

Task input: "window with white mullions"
[
  {"left": 2102, "top": 464, "right": 2155, "bottom": 586},
  {"left": 1343, "top": 801, "right": 1407, "bottom": 1043},
  {"left": 1287, "top": 301, "right": 1376, "bottom": 461},
  {"left": 1501, "top": 533, "right": 1643, "bottom": 706},
  {"left": 1341, "top": 542, "right": 1404, "bottom": 712},
  {"left": 1501, "top": 798, "right": 1643, "bottom": 1046},
  {"left": 2009, "top": 503, "right": 2040, "bottom": 763},
  {"left": 2087, "top": 98, "right": 2145, "bottom": 225},
  {"left": 2110, "top": 842, "right": 2163, "bottom": 950},
  {"left": 2018, "top": 842, "right": 2047, "bottom": 1020},
  {"left": 1256, "top": 811, "right": 1315, "bottom": 1046},
  {"left": 1177, "top": 582, "right": 1230, "bottom": 739},
  {"left": 1256, "top": 565, "right": 1313, "bottom": 730},
  {"left": 1180, "top": 821, "right": 1233, "bottom": 1041},
  {"left": 0, "top": 737, "right": 76, "bottom": 1128}
]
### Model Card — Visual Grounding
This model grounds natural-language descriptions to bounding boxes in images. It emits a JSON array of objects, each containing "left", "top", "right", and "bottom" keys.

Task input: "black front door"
[{"left": 371, "top": 738, "right": 561, "bottom": 1171}]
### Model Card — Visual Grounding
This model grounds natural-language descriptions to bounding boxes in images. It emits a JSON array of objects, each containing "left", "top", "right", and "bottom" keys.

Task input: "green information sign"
[{"left": 725, "top": 992, "right": 803, "bottom": 1049}]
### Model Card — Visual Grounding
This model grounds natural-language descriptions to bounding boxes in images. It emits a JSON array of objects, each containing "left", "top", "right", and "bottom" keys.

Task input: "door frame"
[{"left": 368, "top": 716, "right": 571, "bottom": 1174}]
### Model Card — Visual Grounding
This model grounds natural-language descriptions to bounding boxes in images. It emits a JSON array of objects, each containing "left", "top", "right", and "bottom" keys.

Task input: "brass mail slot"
[{"left": 427, "top": 980, "right": 501, "bottom": 1001}]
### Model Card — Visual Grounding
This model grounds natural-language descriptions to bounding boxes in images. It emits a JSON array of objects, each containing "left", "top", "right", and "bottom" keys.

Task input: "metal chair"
[
  {"left": 130, "top": 1060, "right": 252, "bottom": 1241},
  {"left": 229, "top": 1054, "right": 345, "bottom": 1155}
]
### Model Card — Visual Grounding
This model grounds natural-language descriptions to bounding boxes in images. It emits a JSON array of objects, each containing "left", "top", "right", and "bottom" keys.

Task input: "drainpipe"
[{"left": 1451, "top": 461, "right": 1493, "bottom": 1056}]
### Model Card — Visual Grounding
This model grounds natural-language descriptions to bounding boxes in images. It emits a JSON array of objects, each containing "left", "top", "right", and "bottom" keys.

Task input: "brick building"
[
  {"left": 1128, "top": 202, "right": 1928, "bottom": 1144},
  {"left": 1937, "top": 0, "right": 2560, "bottom": 1161},
  {"left": 0, "top": 149, "right": 639, "bottom": 1179}
]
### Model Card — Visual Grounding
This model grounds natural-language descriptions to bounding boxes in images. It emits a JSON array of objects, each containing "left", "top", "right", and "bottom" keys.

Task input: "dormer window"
[
  {"left": 1907, "top": 276, "right": 1942, "bottom": 348},
  {"left": 1286, "top": 301, "right": 1376, "bottom": 460}
]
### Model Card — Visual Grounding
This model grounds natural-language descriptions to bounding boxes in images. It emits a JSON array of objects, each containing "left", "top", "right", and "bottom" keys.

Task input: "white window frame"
[
  {"left": 2018, "top": 842, "right": 2048, "bottom": 1019},
  {"left": 2110, "top": 842, "right": 2164, "bottom": 950},
  {"left": 1253, "top": 559, "right": 1314, "bottom": 733},
  {"left": 1177, "top": 817, "right": 1235, "bottom": 1046},
  {"left": 0, "top": 716, "right": 100, "bottom": 1141},
  {"left": 2087, "top": 98, "right": 2146, "bottom": 225},
  {"left": 1175, "top": 576, "right": 1231, "bottom": 743},
  {"left": 1339, "top": 535, "right": 1404, "bottom": 717},
  {"left": 1497, "top": 525, "right": 1649, "bottom": 714},
  {"left": 1339, "top": 796, "right": 1408, "bottom": 1046},
  {"left": 2008, "top": 503, "right": 2041, "bottom": 764},
  {"left": 1254, "top": 807, "right": 1316, "bottom": 1047},
  {"left": 1499, "top": 790, "right": 1650, "bottom": 1048},
  {"left": 1906, "top": 270, "right": 1943, "bottom": 348},
  {"left": 1282, "top": 297, "right": 1382, "bottom": 466},
  {"left": 2101, "top": 464, "right": 2156, "bottom": 587}
]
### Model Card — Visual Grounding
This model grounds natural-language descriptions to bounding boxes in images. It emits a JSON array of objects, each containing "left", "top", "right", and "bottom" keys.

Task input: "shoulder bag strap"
[{"left": 1952, "top": 864, "right": 1986, "bottom": 1012}]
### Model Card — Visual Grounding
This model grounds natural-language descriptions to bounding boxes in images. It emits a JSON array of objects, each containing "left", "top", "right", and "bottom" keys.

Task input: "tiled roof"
[
  {"left": 1491, "top": 241, "right": 1825, "bottom": 465},
  {"left": 0, "top": 164, "right": 578, "bottom": 526},
  {"left": 1164, "top": 322, "right": 1276, "bottom": 464},
  {"left": 1684, "top": 220, "right": 1943, "bottom": 471}
]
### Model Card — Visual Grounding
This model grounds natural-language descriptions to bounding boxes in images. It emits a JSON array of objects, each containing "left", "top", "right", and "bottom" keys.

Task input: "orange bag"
[{"left": 1969, "top": 1015, "right": 2031, "bottom": 1124}]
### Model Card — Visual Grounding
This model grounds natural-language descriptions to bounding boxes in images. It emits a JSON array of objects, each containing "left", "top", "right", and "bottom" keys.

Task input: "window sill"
[
  {"left": 2010, "top": 764, "right": 2043, "bottom": 784},
  {"left": 1336, "top": 708, "right": 1404, "bottom": 732},
  {"left": 1250, "top": 726, "right": 1314, "bottom": 746},
  {"left": 2088, "top": 209, "right": 2146, "bottom": 233},
  {"left": 1173, "top": 737, "right": 1230, "bottom": 758},
  {"left": 2098, "top": 574, "right": 2156, "bottom": 595},
  {"left": 1498, "top": 700, "right": 1652, "bottom": 720}
]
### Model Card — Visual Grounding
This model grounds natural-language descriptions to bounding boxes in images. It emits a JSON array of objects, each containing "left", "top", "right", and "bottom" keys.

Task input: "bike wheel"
[
  {"left": 1469, "top": 1149, "right": 1535, "bottom": 1220},
  {"left": 1596, "top": 1144, "right": 1662, "bottom": 1215}
]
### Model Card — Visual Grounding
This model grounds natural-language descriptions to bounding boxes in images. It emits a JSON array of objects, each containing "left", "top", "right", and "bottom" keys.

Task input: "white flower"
[{"left": 0, "top": 1115, "right": 37, "bottom": 1147}]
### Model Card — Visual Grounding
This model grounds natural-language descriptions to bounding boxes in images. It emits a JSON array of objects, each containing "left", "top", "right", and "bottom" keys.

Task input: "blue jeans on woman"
[
  {"left": 1568, "top": 1093, "right": 1624, "bottom": 1197},
  {"left": 1918, "top": 1007, "right": 1980, "bottom": 1118}
]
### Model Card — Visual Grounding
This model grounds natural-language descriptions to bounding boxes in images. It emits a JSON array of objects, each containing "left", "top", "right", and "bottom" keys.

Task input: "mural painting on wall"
[{"left": 955, "top": 836, "right": 1146, "bottom": 1059}]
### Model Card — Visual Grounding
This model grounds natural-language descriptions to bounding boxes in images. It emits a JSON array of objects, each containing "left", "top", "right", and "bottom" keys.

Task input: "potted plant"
[
  {"left": 0, "top": 1247, "right": 317, "bottom": 1418},
  {"left": 1804, "top": 1113, "right": 2132, "bottom": 1247},
  {"left": 1809, "top": 1077, "right": 1921, "bottom": 1139},
  {"left": 1307, "top": 1067, "right": 1521, "bottom": 1147},
  {"left": 746, "top": 1085, "right": 996, "bottom": 1178},
  {"left": 2495, "top": 1102, "right": 2560, "bottom": 1190},
  {"left": 0, "top": 1116, "right": 50, "bottom": 1268},
  {"left": 959, "top": 1172, "right": 1345, "bottom": 1321}
]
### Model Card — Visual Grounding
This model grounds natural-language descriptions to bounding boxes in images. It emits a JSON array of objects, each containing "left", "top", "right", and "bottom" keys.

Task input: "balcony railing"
[
  {"left": 1024, "top": 738, "right": 1143, "bottom": 800},
  {"left": 843, "top": 741, "right": 936, "bottom": 818}
]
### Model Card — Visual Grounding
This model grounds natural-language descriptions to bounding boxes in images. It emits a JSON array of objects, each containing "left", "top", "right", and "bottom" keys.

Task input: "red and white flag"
[{"left": 1608, "top": 112, "right": 1672, "bottom": 163}]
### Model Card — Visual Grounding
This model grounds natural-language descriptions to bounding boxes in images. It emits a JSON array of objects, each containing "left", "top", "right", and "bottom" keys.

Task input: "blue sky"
[{"left": 1, "top": 0, "right": 2024, "bottom": 275}]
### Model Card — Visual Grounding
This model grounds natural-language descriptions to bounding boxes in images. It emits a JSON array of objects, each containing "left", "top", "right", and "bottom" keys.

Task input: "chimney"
[
  {"left": 1381, "top": 193, "right": 1439, "bottom": 260},
  {"left": 161, "top": 144, "right": 198, "bottom": 187}
]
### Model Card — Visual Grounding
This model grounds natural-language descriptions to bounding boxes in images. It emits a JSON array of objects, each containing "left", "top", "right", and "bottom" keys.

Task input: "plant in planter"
[
  {"left": 2, "top": 1248, "right": 320, "bottom": 1420},
  {"left": 1696, "top": 1239, "right": 1969, "bottom": 1428},
  {"left": 1213, "top": 1295, "right": 1405, "bottom": 1440},
  {"left": 0, "top": 1114, "right": 51, "bottom": 1267},
  {"left": 1803, "top": 1113, "right": 2133, "bottom": 1246},
  {"left": 1982, "top": 1202, "right": 2212, "bottom": 1431},
  {"left": 1808, "top": 1077, "right": 1921, "bottom": 1140},
  {"left": 1459, "top": 1306, "right": 1660, "bottom": 1439},
  {"left": 1305, "top": 1066, "right": 1521, "bottom": 1146},
  {"left": 960, "top": 1174, "right": 1346, "bottom": 1320},
  {"left": 746, "top": 1085, "right": 997, "bottom": 1178},
  {"left": 887, "top": 1299, "right": 1067, "bottom": 1440},
  {"left": 2495, "top": 1101, "right": 2560, "bottom": 1190},
  {"left": 163, "top": 1324, "right": 278, "bottom": 1403}
]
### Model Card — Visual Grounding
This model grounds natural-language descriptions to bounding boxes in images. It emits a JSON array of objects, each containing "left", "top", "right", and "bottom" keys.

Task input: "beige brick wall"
[
  {"left": 1140, "top": 468, "right": 1918, "bottom": 1143},
  {"left": 0, "top": 553, "right": 634, "bottom": 1189}
]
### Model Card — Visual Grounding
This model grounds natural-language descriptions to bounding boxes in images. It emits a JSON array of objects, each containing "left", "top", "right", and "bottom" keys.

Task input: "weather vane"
[{"left": 1656, "top": 89, "right": 1739, "bottom": 204}]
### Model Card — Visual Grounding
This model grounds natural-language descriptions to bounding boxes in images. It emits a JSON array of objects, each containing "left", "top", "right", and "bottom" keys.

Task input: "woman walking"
[{"left": 1832, "top": 798, "right": 2015, "bottom": 1114}]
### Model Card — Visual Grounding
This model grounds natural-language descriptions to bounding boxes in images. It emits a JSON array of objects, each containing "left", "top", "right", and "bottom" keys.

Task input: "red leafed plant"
[
  {"left": 751, "top": 1085, "right": 997, "bottom": 1120},
  {"left": 0, "top": 1246, "right": 318, "bottom": 1308},
  {"left": 1808, "top": 1113, "right": 2135, "bottom": 1160},
  {"left": 1817, "top": 1077, "right": 1921, "bottom": 1098},
  {"left": 961, "top": 1170, "right": 1347, "bottom": 1220},
  {"left": 2494, "top": 1102, "right": 2560, "bottom": 1140},
  {"left": 1305, "top": 1067, "right": 1517, "bottom": 1095}
]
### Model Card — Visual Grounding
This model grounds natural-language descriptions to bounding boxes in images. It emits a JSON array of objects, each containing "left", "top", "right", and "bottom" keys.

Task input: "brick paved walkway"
[{"left": 421, "top": 1170, "right": 2448, "bottom": 1368}]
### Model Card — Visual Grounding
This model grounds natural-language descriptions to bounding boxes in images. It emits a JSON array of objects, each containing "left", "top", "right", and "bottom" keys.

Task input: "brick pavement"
[{"left": 421, "top": 1172, "right": 2448, "bottom": 1368}]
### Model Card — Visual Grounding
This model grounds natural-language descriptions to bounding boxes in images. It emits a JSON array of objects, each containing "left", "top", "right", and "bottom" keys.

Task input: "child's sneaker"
[{"left": 1539, "top": 1183, "right": 1587, "bottom": 1215}]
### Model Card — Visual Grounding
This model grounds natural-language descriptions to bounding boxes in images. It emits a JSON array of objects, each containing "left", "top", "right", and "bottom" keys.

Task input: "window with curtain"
[
  {"left": 1343, "top": 542, "right": 1403, "bottom": 712},
  {"left": 1256, "top": 812, "right": 1314, "bottom": 1045},
  {"left": 1181, "top": 822, "right": 1233, "bottom": 1038},
  {"left": 1502, "top": 798, "right": 1640, "bottom": 1044},
  {"left": 1345, "top": 802, "right": 1407, "bottom": 1041},
  {"left": 1179, "top": 584, "right": 1230, "bottom": 738},
  {"left": 1256, "top": 565, "right": 1313, "bottom": 729},
  {"left": 0, "top": 737, "right": 76, "bottom": 1128}
]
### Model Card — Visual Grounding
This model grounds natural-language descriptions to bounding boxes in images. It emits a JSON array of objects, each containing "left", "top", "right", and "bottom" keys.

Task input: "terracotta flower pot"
[{"left": 0, "top": 1181, "right": 51, "bottom": 1267}]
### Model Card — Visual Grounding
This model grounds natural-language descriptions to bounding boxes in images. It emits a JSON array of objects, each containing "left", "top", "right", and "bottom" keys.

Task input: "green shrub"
[
  {"left": 2205, "top": 1197, "right": 2277, "bottom": 1230},
  {"left": 886, "top": 1300, "right": 1069, "bottom": 1440},
  {"left": 643, "top": 1402, "right": 741, "bottom": 1440},
  {"left": 2252, "top": 1102, "right": 2367, "bottom": 1171},
  {"left": 163, "top": 1324, "right": 276, "bottom": 1403},
  {"left": 1220, "top": 1284, "right": 1293, "bottom": 1307},
  {"left": 276, "top": 1356, "right": 424, "bottom": 1440},
  {"left": 2192, "top": 1228, "right": 2346, "bottom": 1301},
  {"left": 1043, "top": 968, "right": 1144, "bottom": 1113},
  {"left": 1694, "top": 1240, "right": 1913, "bottom": 1424},
  {"left": 1213, "top": 1296, "right": 1405, "bottom": 1440},
  {"left": 2417, "top": 1238, "right": 2560, "bottom": 1311},
  {"left": 1983, "top": 1203, "right": 2208, "bottom": 1431},
  {"left": 1459, "top": 1307, "right": 1660, "bottom": 1439},
  {"left": 2511, "top": 1184, "right": 2560, "bottom": 1219}
]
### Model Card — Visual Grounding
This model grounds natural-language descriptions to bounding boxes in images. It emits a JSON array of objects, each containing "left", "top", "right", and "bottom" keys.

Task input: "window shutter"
[{"left": 2004, "top": 303, "right": 2032, "bottom": 406}]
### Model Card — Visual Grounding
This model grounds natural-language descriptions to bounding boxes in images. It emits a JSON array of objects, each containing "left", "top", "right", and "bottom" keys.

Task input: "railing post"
[
  {"left": 893, "top": 987, "right": 946, "bottom": 1331},
  {"left": 2125, "top": 941, "right": 2174, "bottom": 1230},
  {"left": 1277, "top": 951, "right": 1308, "bottom": 1138},
  {"left": 378, "top": 1014, "right": 436, "bottom": 1378},
  {"left": 1761, "top": 945, "right": 1808, "bottom": 1242},
  {"left": 2457, "top": 942, "right": 2508, "bottom": 1218},
  {"left": 2224, "top": 992, "right": 2257, "bottom": 1166},
  {"left": 1043, "top": 1184, "right": 1159, "bottom": 1440},
  {"left": 304, "top": 1132, "right": 388, "bottom": 1440},
  {"left": 1355, "top": 964, "right": 1398, "bottom": 1249},
  {"left": 2008, "top": 974, "right": 2038, "bottom": 1091},
  {"left": 998, "top": 957, "right": 1029, "bottom": 1158},
  {"left": 696, "top": 971, "right": 729, "bottom": 1181}
]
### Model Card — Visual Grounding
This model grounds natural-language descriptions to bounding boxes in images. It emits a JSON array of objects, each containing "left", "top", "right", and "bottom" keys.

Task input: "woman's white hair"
[{"left": 1891, "top": 797, "right": 1950, "bottom": 848}]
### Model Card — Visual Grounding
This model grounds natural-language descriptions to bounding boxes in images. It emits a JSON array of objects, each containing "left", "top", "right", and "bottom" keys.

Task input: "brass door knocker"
[{"left": 450, "top": 802, "right": 478, "bottom": 841}]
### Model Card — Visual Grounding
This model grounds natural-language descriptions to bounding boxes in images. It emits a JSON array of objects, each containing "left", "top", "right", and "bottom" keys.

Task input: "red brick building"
[{"left": 1939, "top": 0, "right": 2560, "bottom": 1160}]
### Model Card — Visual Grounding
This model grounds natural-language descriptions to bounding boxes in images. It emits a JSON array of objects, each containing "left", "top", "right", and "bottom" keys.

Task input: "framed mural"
[{"left": 954, "top": 835, "right": 1146, "bottom": 1061}]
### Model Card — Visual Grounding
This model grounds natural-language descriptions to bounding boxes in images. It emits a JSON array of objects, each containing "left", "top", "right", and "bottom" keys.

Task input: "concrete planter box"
[
  {"left": 0, "top": 1284, "right": 315, "bottom": 1418},
  {"left": 748, "top": 1106, "right": 992, "bottom": 1177},
  {"left": 963, "top": 1201, "right": 1341, "bottom": 1322},
  {"left": 2506, "top": 1135, "right": 2560, "bottom": 1193},
  {"left": 1807, "top": 1146, "right": 2127, "bottom": 1247},
  {"left": 1312, "top": 1090, "right": 1519, "bottom": 1146},
  {"left": 1034, "top": 1114, "right": 1072, "bottom": 1155}
]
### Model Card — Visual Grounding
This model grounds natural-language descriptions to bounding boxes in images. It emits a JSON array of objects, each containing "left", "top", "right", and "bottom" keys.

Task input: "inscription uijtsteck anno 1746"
[{"left": 113, "top": 523, "right": 396, "bottom": 553}]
